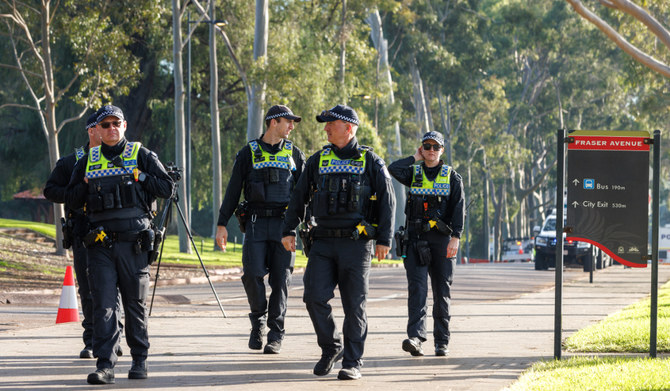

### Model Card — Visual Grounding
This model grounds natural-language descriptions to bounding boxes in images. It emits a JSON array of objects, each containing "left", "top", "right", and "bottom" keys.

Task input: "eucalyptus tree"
[{"left": 0, "top": 0, "right": 161, "bottom": 254}]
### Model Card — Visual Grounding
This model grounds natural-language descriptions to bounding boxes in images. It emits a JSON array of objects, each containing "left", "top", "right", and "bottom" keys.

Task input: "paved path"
[{"left": 0, "top": 263, "right": 668, "bottom": 390}]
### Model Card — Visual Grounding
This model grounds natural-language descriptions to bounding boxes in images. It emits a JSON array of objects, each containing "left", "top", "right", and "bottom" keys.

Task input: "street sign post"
[
  {"left": 554, "top": 129, "right": 660, "bottom": 359},
  {"left": 566, "top": 130, "right": 650, "bottom": 267}
]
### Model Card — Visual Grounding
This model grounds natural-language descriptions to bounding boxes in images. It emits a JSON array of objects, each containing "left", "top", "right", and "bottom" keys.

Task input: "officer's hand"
[
  {"left": 413, "top": 147, "right": 424, "bottom": 162},
  {"left": 447, "top": 237, "right": 460, "bottom": 259},
  {"left": 215, "top": 225, "right": 228, "bottom": 251},
  {"left": 375, "top": 244, "right": 390, "bottom": 262},
  {"left": 282, "top": 236, "right": 296, "bottom": 252}
]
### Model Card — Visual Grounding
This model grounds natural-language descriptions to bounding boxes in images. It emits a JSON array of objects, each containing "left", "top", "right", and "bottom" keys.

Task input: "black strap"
[
  {"left": 248, "top": 208, "right": 286, "bottom": 217},
  {"left": 312, "top": 227, "right": 353, "bottom": 239}
]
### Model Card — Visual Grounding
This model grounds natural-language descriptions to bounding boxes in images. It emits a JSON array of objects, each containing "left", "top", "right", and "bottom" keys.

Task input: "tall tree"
[
  {"left": 0, "top": 0, "right": 143, "bottom": 254},
  {"left": 565, "top": 0, "right": 670, "bottom": 78},
  {"left": 247, "top": 0, "right": 268, "bottom": 140}
]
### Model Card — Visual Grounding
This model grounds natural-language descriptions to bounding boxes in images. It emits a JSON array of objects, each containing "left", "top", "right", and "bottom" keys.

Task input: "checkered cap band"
[{"left": 324, "top": 110, "right": 359, "bottom": 125}]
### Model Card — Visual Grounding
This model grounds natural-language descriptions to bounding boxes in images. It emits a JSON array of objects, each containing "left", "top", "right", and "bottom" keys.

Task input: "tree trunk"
[
  {"left": 367, "top": 9, "right": 405, "bottom": 256},
  {"left": 340, "top": 0, "right": 347, "bottom": 101},
  {"left": 209, "top": 1, "right": 223, "bottom": 241},
  {"left": 172, "top": 0, "right": 191, "bottom": 253},
  {"left": 247, "top": 0, "right": 268, "bottom": 141},
  {"left": 409, "top": 56, "right": 430, "bottom": 134}
]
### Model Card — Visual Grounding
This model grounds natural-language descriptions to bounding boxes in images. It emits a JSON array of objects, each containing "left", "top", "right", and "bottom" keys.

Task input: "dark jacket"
[
  {"left": 282, "top": 137, "right": 396, "bottom": 246},
  {"left": 217, "top": 138, "right": 306, "bottom": 227},
  {"left": 44, "top": 144, "right": 89, "bottom": 237},
  {"left": 388, "top": 156, "right": 464, "bottom": 239}
]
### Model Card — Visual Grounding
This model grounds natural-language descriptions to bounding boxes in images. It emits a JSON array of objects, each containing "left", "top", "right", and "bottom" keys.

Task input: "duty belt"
[
  {"left": 108, "top": 231, "right": 144, "bottom": 242},
  {"left": 312, "top": 227, "right": 355, "bottom": 239},
  {"left": 248, "top": 208, "right": 286, "bottom": 218}
]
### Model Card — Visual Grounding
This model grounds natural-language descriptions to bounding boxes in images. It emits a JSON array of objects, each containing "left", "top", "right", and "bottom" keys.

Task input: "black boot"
[
  {"left": 128, "top": 359, "right": 147, "bottom": 379},
  {"left": 87, "top": 368, "right": 115, "bottom": 384}
]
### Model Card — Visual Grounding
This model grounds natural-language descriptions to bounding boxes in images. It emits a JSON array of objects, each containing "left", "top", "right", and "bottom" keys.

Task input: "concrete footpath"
[{"left": 0, "top": 264, "right": 668, "bottom": 390}]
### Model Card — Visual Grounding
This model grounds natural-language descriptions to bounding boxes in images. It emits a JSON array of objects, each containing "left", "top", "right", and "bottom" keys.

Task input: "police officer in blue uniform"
[
  {"left": 44, "top": 112, "right": 100, "bottom": 358},
  {"left": 66, "top": 105, "right": 173, "bottom": 384},
  {"left": 388, "top": 131, "right": 464, "bottom": 357},
  {"left": 281, "top": 104, "right": 395, "bottom": 381},
  {"left": 215, "top": 105, "right": 305, "bottom": 354}
]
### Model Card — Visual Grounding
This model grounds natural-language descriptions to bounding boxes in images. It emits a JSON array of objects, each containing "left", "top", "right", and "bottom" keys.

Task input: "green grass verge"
[
  {"left": 0, "top": 218, "right": 56, "bottom": 238},
  {"left": 506, "top": 356, "right": 670, "bottom": 391},
  {"left": 507, "top": 280, "right": 670, "bottom": 390},
  {"left": 564, "top": 280, "right": 670, "bottom": 353},
  {"left": 0, "top": 217, "right": 402, "bottom": 270}
]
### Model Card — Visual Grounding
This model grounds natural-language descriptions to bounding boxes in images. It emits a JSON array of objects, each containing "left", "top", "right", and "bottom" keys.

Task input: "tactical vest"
[
  {"left": 407, "top": 163, "right": 451, "bottom": 221},
  {"left": 245, "top": 140, "right": 296, "bottom": 206},
  {"left": 85, "top": 142, "right": 150, "bottom": 224},
  {"left": 312, "top": 146, "right": 371, "bottom": 223}
]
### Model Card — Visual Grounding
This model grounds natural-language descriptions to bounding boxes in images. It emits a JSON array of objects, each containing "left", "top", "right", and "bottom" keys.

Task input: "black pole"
[
  {"left": 554, "top": 129, "right": 565, "bottom": 360},
  {"left": 651, "top": 130, "right": 660, "bottom": 357}
]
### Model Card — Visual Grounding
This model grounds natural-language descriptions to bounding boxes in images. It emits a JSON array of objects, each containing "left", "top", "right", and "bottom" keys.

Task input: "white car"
[{"left": 501, "top": 238, "right": 533, "bottom": 262}]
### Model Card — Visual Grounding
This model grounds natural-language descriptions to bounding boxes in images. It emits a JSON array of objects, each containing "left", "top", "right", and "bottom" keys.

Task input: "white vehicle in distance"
[{"left": 501, "top": 237, "right": 533, "bottom": 262}]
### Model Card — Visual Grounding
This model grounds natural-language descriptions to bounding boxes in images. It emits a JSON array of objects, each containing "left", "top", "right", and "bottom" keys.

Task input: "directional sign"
[{"left": 566, "top": 130, "right": 651, "bottom": 267}]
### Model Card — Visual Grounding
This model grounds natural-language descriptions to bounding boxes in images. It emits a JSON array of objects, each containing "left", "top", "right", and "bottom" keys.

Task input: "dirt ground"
[{"left": 0, "top": 231, "right": 211, "bottom": 303}]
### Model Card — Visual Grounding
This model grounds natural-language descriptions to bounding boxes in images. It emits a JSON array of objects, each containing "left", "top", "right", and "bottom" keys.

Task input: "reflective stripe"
[
  {"left": 409, "top": 164, "right": 451, "bottom": 196},
  {"left": 249, "top": 140, "right": 295, "bottom": 171},
  {"left": 318, "top": 148, "right": 366, "bottom": 175},
  {"left": 86, "top": 142, "right": 141, "bottom": 179}
]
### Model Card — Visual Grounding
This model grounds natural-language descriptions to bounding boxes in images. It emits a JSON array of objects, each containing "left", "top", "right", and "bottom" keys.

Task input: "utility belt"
[
  {"left": 83, "top": 226, "right": 161, "bottom": 258},
  {"left": 311, "top": 220, "right": 376, "bottom": 241},
  {"left": 235, "top": 201, "right": 286, "bottom": 233},
  {"left": 248, "top": 207, "right": 286, "bottom": 218},
  {"left": 407, "top": 218, "right": 453, "bottom": 236}
]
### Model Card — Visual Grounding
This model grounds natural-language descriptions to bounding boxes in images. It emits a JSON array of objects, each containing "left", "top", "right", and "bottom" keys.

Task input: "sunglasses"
[
  {"left": 99, "top": 121, "right": 122, "bottom": 129},
  {"left": 422, "top": 143, "right": 443, "bottom": 151}
]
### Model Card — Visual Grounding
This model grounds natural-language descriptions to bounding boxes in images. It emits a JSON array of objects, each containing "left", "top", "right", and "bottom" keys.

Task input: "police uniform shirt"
[
  {"left": 66, "top": 138, "right": 174, "bottom": 213},
  {"left": 388, "top": 156, "right": 465, "bottom": 238},
  {"left": 216, "top": 138, "right": 306, "bottom": 227},
  {"left": 282, "top": 137, "right": 396, "bottom": 246}
]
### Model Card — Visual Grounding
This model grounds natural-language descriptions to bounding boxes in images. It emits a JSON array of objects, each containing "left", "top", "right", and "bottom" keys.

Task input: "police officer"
[
  {"left": 281, "top": 104, "right": 395, "bottom": 381},
  {"left": 215, "top": 105, "right": 305, "bottom": 354},
  {"left": 388, "top": 131, "right": 464, "bottom": 357},
  {"left": 44, "top": 112, "right": 100, "bottom": 358},
  {"left": 66, "top": 105, "right": 174, "bottom": 384}
]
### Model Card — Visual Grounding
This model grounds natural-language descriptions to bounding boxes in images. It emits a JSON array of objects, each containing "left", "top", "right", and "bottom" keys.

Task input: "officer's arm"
[
  {"left": 217, "top": 147, "right": 250, "bottom": 227},
  {"left": 444, "top": 170, "right": 465, "bottom": 239},
  {"left": 65, "top": 158, "right": 88, "bottom": 210},
  {"left": 371, "top": 156, "right": 396, "bottom": 247},
  {"left": 44, "top": 155, "right": 74, "bottom": 204},
  {"left": 282, "top": 153, "right": 316, "bottom": 236},
  {"left": 387, "top": 156, "right": 415, "bottom": 187},
  {"left": 292, "top": 147, "right": 307, "bottom": 182},
  {"left": 138, "top": 148, "right": 174, "bottom": 199}
]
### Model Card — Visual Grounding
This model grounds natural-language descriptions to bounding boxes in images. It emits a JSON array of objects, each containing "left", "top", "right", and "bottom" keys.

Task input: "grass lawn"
[
  {"left": 0, "top": 218, "right": 56, "bottom": 238},
  {"left": 506, "top": 356, "right": 670, "bottom": 391},
  {"left": 506, "top": 281, "right": 670, "bottom": 390},
  {"left": 0, "top": 218, "right": 402, "bottom": 270}
]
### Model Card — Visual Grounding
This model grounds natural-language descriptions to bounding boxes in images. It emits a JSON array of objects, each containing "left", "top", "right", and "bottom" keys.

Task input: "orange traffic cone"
[{"left": 56, "top": 265, "right": 80, "bottom": 324}]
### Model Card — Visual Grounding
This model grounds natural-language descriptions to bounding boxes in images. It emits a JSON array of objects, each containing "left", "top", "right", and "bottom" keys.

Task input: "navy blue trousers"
[
  {"left": 403, "top": 231, "right": 455, "bottom": 346},
  {"left": 88, "top": 242, "right": 150, "bottom": 369},
  {"left": 303, "top": 238, "right": 373, "bottom": 369},
  {"left": 241, "top": 216, "right": 294, "bottom": 342}
]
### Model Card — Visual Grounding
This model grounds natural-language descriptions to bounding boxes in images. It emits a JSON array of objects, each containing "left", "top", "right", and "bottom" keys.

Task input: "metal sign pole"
[
  {"left": 555, "top": 129, "right": 566, "bottom": 360},
  {"left": 650, "top": 129, "right": 660, "bottom": 358}
]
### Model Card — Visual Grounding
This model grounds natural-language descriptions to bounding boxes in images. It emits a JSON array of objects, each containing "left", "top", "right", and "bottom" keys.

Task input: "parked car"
[
  {"left": 533, "top": 213, "right": 609, "bottom": 271},
  {"left": 501, "top": 238, "right": 533, "bottom": 262}
]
